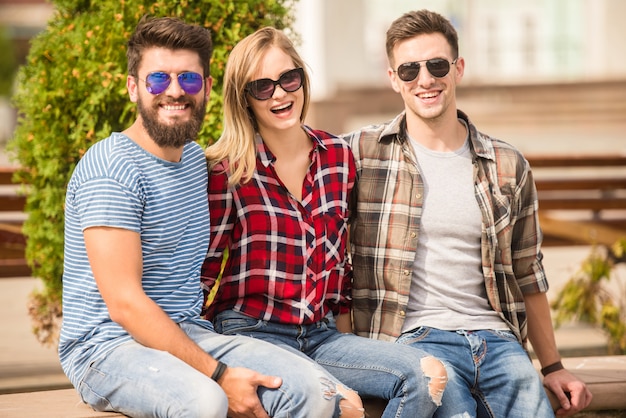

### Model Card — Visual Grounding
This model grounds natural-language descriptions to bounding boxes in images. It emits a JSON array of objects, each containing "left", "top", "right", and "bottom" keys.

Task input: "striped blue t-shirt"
[{"left": 58, "top": 132, "right": 211, "bottom": 387}]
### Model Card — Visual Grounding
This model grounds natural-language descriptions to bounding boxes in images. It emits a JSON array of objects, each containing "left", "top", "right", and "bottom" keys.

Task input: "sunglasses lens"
[
  {"left": 145, "top": 72, "right": 171, "bottom": 94},
  {"left": 397, "top": 62, "right": 420, "bottom": 82},
  {"left": 426, "top": 59, "right": 451, "bottom": 78},
  {"left": 248, "top": 79, "right": 276, "bottom": 100},
  {"left": 279, "top": 68, "right": 304, "bottom": 93},
  {"left": 178, "top": 72, "right": 204, "bottom": 95}
]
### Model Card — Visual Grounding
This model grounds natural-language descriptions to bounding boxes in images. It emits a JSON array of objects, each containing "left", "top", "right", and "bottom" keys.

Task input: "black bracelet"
[
  {"left": 541, "top": 360, "right": 564, "bottom": 376},
  {"left": 211, "top": 360, "right": 227, "bottom": 382}
]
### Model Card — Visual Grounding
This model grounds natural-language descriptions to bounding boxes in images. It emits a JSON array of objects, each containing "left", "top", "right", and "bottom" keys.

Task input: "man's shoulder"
[
  {"left": 464, "top": 114, "right": 526, "bottom": 165},
  {"left": 340, "top": 113, "right": 404, "bottom": 148}
]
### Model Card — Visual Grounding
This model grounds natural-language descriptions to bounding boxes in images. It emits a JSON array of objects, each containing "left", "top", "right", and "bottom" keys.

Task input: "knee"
[
  {"left": 420, "top": 355, "right": 448, "bottom": 407},
  {"left": 183, "top": 387, "right": 228, "bottom": 418},
  {"left": 337, "top": 384, "right": 364, "bottom": 418}
]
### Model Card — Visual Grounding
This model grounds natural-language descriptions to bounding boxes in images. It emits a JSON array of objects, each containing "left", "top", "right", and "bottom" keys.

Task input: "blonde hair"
[{"left": 205, "top": 27, "right": 310, "bottom": 185}]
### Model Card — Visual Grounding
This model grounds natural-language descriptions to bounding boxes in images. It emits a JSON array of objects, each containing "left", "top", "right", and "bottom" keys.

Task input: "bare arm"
[
  {"left": 84, "top": 226, "right": 280, "bottom": 418},
  {"left": 335, "top": 313, "right": 353, "bottom": 333},
  {"left": 525, "top": 292, "right": 592, "bottom": 416}
]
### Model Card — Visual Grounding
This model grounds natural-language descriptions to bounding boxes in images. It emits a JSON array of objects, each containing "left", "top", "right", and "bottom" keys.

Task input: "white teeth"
[
  {"left": 272, "top": 103, "right": 291, "bottom": 111},
  {"left": 163, "top": 104, "right": 186, "bottom": 110},
  {"left": 418, "top": 92, "right": 438, "bottom": 99}
]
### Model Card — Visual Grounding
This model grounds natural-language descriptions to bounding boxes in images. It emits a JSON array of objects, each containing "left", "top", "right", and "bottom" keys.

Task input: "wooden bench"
[
  {"left": 1, "top": 356, "right": 624, "bottom": 417},
  {"left": 0, "top": 166, "right": 29, "bottom": 277},
  {"left": 525, "top": 154, "right": 626, "bottom": 247}
]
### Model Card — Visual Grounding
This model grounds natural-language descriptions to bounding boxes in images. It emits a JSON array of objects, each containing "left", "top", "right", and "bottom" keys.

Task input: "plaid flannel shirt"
[
  {"left": 202, "top": 126, "right": 355, "bottom": 324},
  {"left": 344, "top": 110, "right": 549, "bottom": 348}
]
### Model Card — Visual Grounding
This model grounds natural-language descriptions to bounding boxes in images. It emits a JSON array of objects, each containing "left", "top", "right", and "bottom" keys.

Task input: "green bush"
[
  {"left": 8, "top": 0, "right": 297, "bottom": 346},
  {"left": 0, "top": 25, "right": 16, "bottom": 97},
  {"left": 551, "top": 239, "right": 626, "bottom": 354}
]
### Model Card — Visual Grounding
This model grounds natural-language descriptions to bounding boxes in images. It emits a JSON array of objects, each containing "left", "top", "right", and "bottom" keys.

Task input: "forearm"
[
  {"left": 335, "top": 313, "right": 353, "bottom": 333},
  {"left": 525, "top": 291, "right": 561, "bottom": 367},
  {"left": 113, "top": 293, "right": 217, "bottom": 377}
]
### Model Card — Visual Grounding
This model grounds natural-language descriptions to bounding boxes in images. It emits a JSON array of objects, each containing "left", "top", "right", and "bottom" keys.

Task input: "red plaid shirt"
[{"left": 201, "top": 126, "right": 355, "bottom": 324}]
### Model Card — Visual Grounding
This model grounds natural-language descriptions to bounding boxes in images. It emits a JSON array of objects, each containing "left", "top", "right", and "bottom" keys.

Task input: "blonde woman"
[{"left": 202, "top": 27, "right": 448, "bottom": 418}]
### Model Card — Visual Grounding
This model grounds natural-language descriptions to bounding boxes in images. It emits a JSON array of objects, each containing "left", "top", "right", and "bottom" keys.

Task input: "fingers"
[
  {"left": 554, "top": 384, "right": 593, "bottom": 417},
  {"left": 566, "top": 384, "right": 593, "bottom": 413},
  {"left": 254, "top": 374, "right": 282, "bottom": 389},
  {"left": 222, "top": 368, "right": 281, "bottom": 418}
]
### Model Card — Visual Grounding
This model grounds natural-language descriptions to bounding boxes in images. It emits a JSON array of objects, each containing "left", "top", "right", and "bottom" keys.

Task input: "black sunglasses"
[
  {"left": 246, "top": 68, "right": 304, "bottom": 101},
  {"left": 139, "top": 71, "right": 204, "bottom": 95},
  {"left": 394, "top": 58, "right": 457, "bottom": 82}
]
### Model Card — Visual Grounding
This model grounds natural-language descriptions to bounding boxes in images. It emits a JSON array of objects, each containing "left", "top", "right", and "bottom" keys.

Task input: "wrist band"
[
  {"left": 541, "top": 360, "right": 564, "bottom": 376},
  {"left": 211, "top": 361, "right": 227, "bottom": 382}
]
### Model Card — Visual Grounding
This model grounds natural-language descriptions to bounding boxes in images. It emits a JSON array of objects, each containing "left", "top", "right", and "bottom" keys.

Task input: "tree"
[{"left": 8, "top": 0, "right": 297, "bottom": 346}]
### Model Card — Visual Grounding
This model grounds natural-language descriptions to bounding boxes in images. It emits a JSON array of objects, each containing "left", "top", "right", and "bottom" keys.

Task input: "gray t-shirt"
[{"left": 403, "top": 126, "right": 508, "bottom": 333}]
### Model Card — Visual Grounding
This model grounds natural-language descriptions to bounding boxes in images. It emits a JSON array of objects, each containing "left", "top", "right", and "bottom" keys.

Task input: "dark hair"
[
  {"left": 386, "top": 9, "right": 459, "bottom": 67},
  {"left": 127, "top": 16, "right": 213, "bottom": 77}
]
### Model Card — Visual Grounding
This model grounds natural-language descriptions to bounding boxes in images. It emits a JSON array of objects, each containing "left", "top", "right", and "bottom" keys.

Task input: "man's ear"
[
  {"left": 387, "top": 67, "right": 402, "bottom": 94},
  {"left": 454, "top": 56, "right": 465, "bottom": 83},
  {"left": 205, "top": 76, "right": 213, "bottom": 99},
  {"left": 127, "top": 75, "right": 139, "bottom": 103}
]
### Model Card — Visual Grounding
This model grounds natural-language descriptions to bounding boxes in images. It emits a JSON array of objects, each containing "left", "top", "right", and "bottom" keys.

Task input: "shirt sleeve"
[
  {"left": 200, "top": 165, "right": 236, "bottom": 304},
  {"left": 72, "top": 176, "right": 143, "bottom": 233},
  {"left": 512, "top": 159, "right": 549, "bottom": 294}
]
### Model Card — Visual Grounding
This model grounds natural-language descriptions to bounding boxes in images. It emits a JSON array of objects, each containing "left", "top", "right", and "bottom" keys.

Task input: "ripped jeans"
[
  {"left": 397, "top": 327, "right": 555, "bottom": 418},
  {"left": 214, "top": 310, "right": 446, "bottom": 418},
  {"left": 77, "top": 320, "right": 341, "bottom": 418}
]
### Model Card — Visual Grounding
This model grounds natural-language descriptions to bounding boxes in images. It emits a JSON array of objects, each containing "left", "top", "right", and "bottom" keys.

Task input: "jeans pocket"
[
  {"left": 214, "top": 311, "right": 264, "bottom": 336},
  {"left": 79, "top": 365, "right": 114, "bottom": 412},
  {"left": 397, "top": 326, "right": 431, "bottom": 345},
  {"left": 486, "top": 329, "right": 518, "bottom": 343}
]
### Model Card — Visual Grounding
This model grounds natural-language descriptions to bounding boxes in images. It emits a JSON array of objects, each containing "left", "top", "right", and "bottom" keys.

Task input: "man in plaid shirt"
[{"left": 344, "top": 9, "right": 592, "bottom": 418}]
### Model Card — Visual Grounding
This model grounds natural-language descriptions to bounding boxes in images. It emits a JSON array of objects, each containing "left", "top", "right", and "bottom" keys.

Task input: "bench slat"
[
  {"left": 0, "top": 196, "right": 26, "bottom": 212},
  {"left": 536, "top": 178, "right": 626, "bottom": 191},
  {"left": 538, "top": 197, "right": 626, "bottom": 211},
  {"left": 527, "top": 155, "right": 626, "bottom": 168}
]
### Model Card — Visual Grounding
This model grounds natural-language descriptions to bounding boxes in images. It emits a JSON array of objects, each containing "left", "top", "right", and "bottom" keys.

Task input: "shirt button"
[
  {"left": 415, "top": 193, "right": 422, "bottom": 199},
  {"left": 410, "top": 232, "right": 416, "bottom": 238},
  {"left": 399, "top": 310, "right": 406, "bottom": 317},
  {"left": 403, "top": 270, "right": 410, "bottom": 276}
]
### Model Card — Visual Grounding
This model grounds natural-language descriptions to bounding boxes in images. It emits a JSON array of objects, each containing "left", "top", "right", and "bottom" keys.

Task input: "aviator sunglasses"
[
  {"left": 140, "top": 71, "right": 204, "bottom": 95},
  {"left": 246, "top": 68, "right": 304, "bottom": 101},
  {"left": 394, "top": 58, "right": 458, "bottom": 82}
]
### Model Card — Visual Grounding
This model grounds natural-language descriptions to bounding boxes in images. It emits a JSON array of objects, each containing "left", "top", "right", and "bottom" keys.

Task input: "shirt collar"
[
  {"left": 388, "top": 109, "right": 497, "bottom": 163},
  {"left": 256, "top": 125, "right": 327, "bottom": 168}
]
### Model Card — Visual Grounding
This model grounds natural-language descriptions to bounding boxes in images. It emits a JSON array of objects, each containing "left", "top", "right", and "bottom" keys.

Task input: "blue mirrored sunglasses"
[{"left": 140, "top": 71, "right": 204, "bottom": 95}]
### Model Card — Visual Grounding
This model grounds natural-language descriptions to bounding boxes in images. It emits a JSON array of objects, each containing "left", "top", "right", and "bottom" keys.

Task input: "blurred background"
[
  {"left": 292, "top": 0, "right": 626, "bottom": 156},
  {"left": 1, "top": 0, "right": 625, "bottom": 158}
]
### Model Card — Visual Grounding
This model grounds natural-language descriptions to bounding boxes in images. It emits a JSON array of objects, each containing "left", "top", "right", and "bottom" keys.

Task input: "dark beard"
[{"left": 138, "top": 95, "right": 207, "bottom": 148}]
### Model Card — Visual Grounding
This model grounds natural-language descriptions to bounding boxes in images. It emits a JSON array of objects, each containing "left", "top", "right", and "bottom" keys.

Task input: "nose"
[
  {"left": 416, "top": 66, "right": 436, "bottom": 86},
  {"left": 165, "top": 74, "right": 185, "bottom": 97},
  {"left": 271, "top": 83, "right": 288, "bottom": 100}
]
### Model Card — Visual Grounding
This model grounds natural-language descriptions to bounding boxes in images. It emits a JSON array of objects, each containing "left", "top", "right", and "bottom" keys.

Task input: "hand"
[
  {"left": 218, "top": 366, "right": 282, "bottom": 418},
  {"left": 543, "top": 369, "right": 593, "bottom": 417}
]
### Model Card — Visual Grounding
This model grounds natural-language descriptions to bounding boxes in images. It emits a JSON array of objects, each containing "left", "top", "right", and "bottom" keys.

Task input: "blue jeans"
[
  {"left": 214, "top": 310, "right": 444, "bottom": 418},
  {"left": 397, "top": 327, "right": 555, "bottom": 418},
  {"left": 77, "top": 320, "right": 340, "bottom": 418}
]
